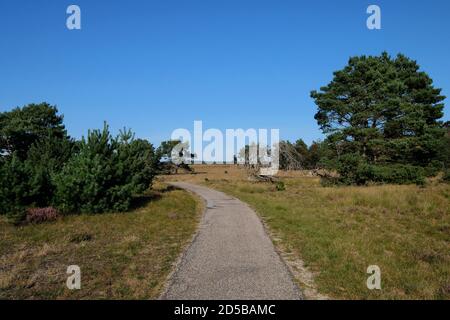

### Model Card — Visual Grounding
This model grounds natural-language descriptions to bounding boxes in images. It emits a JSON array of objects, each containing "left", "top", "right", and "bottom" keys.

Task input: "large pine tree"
[{"left": 311, "top": 52, "right": 446, "bottom": 183}]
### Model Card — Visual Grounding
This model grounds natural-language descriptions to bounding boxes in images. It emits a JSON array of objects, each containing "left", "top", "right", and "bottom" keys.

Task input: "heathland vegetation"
[
  {"left": 0, "top": 182, "right": 201, "bottom": 299},
  {"left": 1, "top": 53, "right": 449, "bottom": 222},
  {"left": 0, "top": 52, "right": 449, "bottom": 299},
  {"left": 0, "top": 103, "right": 160, "bottom": 223},
  {"left": 161, "top": 165, "right": 450, "bottom": 299},
  {"left": 0, "top": 104, "right": 203, "bottom": 298}
]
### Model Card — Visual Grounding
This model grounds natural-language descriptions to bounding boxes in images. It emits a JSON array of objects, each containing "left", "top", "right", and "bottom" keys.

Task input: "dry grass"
[
  {"left": 161, "top": 164, "right": 450, "bottom": 299},
  {"left": 0, "top": 183, "right": 202, "bottom": 299}
]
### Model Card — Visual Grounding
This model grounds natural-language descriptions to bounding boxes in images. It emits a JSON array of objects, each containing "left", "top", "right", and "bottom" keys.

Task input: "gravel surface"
[{"left": 161, "top": 182, "right": 302, "bottom": 300}]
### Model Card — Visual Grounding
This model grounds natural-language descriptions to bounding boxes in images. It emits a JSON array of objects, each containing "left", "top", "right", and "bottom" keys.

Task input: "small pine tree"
[{"left": 53, "top": 124, "right": 155, "bottom": 214}]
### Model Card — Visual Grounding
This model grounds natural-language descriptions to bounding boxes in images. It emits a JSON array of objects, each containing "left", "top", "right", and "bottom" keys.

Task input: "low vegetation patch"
[
  {"left": 25, "top": 207, "right": 60, "bottom": 225},
  {"left": 0, "top": 184, "right": 202, "bottom": 299}
]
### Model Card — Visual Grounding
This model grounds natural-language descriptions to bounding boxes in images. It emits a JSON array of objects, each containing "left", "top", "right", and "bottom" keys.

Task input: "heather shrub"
[{"left": 26, "top": 207, "right": 60, "bottom": 224}]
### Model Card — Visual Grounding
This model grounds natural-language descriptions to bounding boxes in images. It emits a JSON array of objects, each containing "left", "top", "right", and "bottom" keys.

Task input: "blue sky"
[{"left": 1, "top": 0, "right": 449, "bottom": 146}]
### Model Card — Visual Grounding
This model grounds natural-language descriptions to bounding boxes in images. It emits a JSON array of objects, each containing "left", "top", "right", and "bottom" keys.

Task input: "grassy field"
[
  {"left": 161, "top": 165, "right": 450, "bottom": 299},
  {"left": 0, "top": 183, "right": 202, "bottom": 299}
]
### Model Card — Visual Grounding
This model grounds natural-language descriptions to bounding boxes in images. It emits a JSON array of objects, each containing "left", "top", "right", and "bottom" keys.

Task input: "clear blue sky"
[{"left": 1, "top": 0, "right": 449, "bottom": 146}]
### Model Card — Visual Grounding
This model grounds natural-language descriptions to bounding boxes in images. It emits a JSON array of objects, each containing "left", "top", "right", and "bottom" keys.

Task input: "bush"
[
  {"left": 0, "top": 104, "right": 75, "bottom": 215},
  {"left": 1, "top": 104, "right": 157, "bottom": 218},
  {"left": 53, "top": 125, "right": 155, "bottom": 214},
  {"left": 27, "top": 136, "right": 76, "bottom": 206},
  {"left": 26, "top": 207, "right": 59, "bottom": 224},
  {"left": 333, "top": 153, "right": 364, "bottom": 184},
  {"left": 276, "top": 181, "right": 286, "bottom": 191},
  {"left": 329, "top": 154, "right": 426, "bottom": 185},
  {"left": 0, "top": 140, "right": 76, "bottom": 216},
  {"left": 6, "top": 206, "right": 27, "bottom": 225},
  {"left": 0, "top": 103, "right": 67, "bottom": 159},
  {"left": 442, "top": 169, "right": 450, "bottom": 183},
  {"left": 0, "top": 154, "right": 32, "bottom": 215},
  {"left": 355, "top": 164, "right": 426, "bottom": 185}
]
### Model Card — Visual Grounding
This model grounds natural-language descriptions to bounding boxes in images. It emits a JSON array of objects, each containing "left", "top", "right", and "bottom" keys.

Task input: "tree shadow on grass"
[
  {"left": 159, "top": 185, "right": 180, "bottom": 193},
  {"left": 129, "top": 184, "right": 182, "bottom": 210},
  {"left": 129, "top": 193, "right": 162, "bottom": 211}
]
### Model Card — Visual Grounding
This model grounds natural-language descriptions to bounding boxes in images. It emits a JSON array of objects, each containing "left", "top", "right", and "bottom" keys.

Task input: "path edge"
[
  {"left": 158, "top": 182, "right": 207, "bottom": 300},
  {"left": 238, "top": 198, "right": 328, "bottom": 300}
]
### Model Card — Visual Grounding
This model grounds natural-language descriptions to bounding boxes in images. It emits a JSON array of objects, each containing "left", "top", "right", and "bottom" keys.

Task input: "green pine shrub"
[
  {"left": 1, "top": 103, "right": 158, "bottom": 219},
  {"left": 26, "top": 135, "right": 76, "bottom": 207},
  {"left": 355, "top": 164, "right": 426, "bottom": 185},
  {"left": 0, "top": 103, "right": 75, "bottom": 219},
  {"left": 0, "top": 154, "right": 32, "bottom": 216},
  {"left": 326, "top": 153, "right": 426, "bottom": 185},
  {"left": 53, "top": 125, "right": 155, "bottom": 214}
]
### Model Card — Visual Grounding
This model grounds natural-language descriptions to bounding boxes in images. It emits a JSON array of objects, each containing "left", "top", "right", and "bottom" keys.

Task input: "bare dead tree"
[{"left": 278, "top": 141, "right": 304, "bottom": 170}]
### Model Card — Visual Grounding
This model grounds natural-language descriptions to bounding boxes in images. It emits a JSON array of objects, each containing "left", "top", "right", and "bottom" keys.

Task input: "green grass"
[
  {"left": 0, "top": 184, "right": 202, "bottom": 299},
  {"left": 177, "top": 166, "right": 450, "bottom": 299}
]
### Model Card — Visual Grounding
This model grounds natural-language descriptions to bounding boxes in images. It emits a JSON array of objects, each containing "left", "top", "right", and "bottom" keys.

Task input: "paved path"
[{"left": 161, "top": 182, "right": 302, "bottom": 300}]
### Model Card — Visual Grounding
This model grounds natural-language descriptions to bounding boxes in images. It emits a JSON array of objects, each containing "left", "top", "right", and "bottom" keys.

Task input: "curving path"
[{"left": 161, "top": 182, "right": 302, "bottom": 300}]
